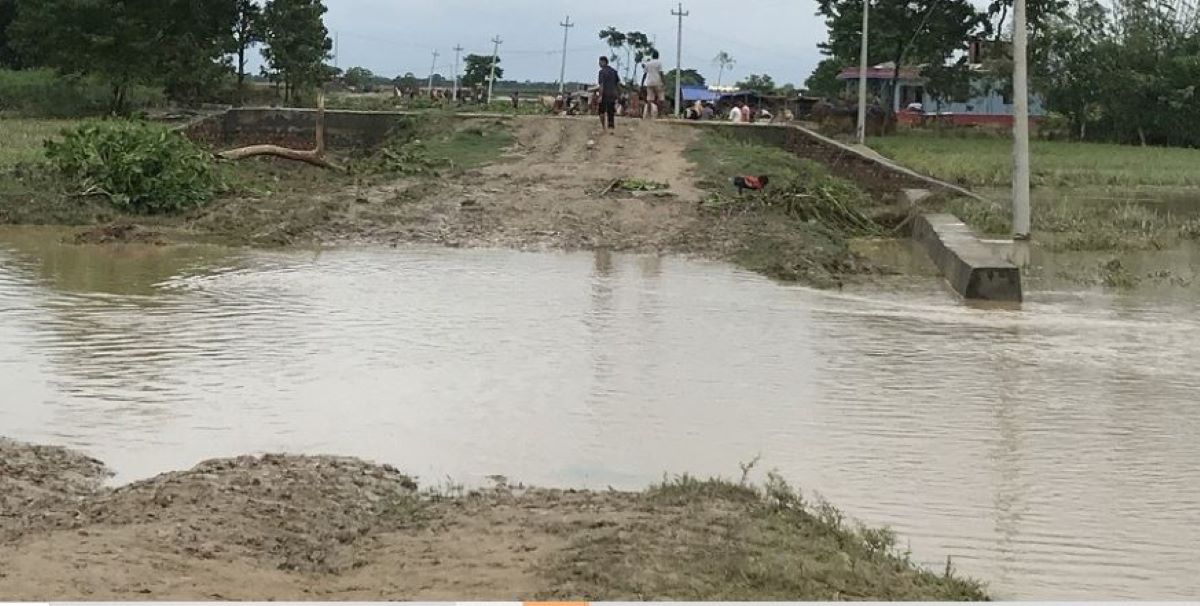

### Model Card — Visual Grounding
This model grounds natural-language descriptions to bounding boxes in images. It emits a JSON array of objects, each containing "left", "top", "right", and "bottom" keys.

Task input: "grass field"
[
  {"left": 0, "top": 118, "right": 74, "bottom": 166},
  {"left": 871, "top": 133, "right": 1200, "bottom": 188}
]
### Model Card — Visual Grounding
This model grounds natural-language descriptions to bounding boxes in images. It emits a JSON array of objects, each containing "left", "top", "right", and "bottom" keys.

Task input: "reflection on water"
[{"left": 2, "top": 227, "right": 1199, "bottom": 599}]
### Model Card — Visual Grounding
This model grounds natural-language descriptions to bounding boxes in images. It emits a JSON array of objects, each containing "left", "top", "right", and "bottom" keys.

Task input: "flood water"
[{"left": 2, "top": 227, "right": 1199, "bottom": 600}]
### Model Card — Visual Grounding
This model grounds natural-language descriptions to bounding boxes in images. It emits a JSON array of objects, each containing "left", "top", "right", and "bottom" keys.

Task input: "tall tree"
[
  {"left": 261, "top": 0, "right": 332, "bottom": 102},
  {"left": 599, "top": 28, "right": 657, "bottom": 84},
  {"left": 233, "top": 0, "right": 263, "bottom": 104},
  {"left": 805, "top": 58, "right": 845, "bottom": 97},
  {"left": 815, "top": 0, "right": 988, "bottom": 111},
  {"left": 713, "top": 51, "right": 735, "bottom": 86},
  {"left": 461, "top": 54, "right": 501, "bottom": 89},
  {"left": 10, "top": 0, "right": 235, "bottom": 112},
  {"left": 664, "top": 68, "right": 706, "bottom": 87},
  {"left": 0, "top": 0, "right": 20, "bottom": 68},
  {"left": 343, "top": 66, "right": 375, "bottom": 91},
  {"left": 736, "top": 73, "right": 777, "bottom": 93}
]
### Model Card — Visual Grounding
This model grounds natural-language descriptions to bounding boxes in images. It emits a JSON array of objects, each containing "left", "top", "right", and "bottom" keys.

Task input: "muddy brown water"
[{"left": 2, "top": 226, "right": 1199, "bottom": 600}]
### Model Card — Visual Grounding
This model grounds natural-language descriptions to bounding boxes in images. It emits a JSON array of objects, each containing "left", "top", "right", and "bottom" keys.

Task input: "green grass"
[
  {"left": 545, "top": 474, "right": 987, "bottom": 601},
  {"left": 422, "top": 118, "right": 514, "bottom": 169},
  {"left": 684, "top": 131, "right": 885, "bottom": 285},
  {"left": 0, "top": 117, "right": 75, "bottom": 166},
  {"left": 872, "top": 132, "right": 1200, "bottom": 188}
]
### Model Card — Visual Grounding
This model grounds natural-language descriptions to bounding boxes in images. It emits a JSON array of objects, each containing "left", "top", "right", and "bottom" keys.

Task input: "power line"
[
  {"left": 672, "top": 2, "right": 690, "bottom": 116},
  {"left": 558, "top": 15, "right": 575, "bottom": 93},
  {"left": 487, "top": 36, "right": 503, "bottom": 104},
  {"left": 427, "top": 49, "right": 440, "bottom": 94},
  {"left": 452, "top": 44, "right": 464, "bottom": 100}
]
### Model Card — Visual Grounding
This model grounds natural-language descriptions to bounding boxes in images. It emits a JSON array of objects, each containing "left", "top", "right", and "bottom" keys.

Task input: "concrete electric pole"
[
  {"left": 487, "top": 36, "right": 503, "bottom": 105},
  {"left": 1012, "top": 0, "right": 1032, "bottom": 238},
  {"left": 427, "top": 49, "right": 440, "bottom": 95},
  {"left": 856, "top": 0, "right": 870, "bottom": 145},
  {"left": 452, "top": 45, "right": 464, "bottom": 102},
  {"left": 558, "top": 16, "right": 574, "bottom": 94},
  {"left": 672, "top": 2, "right": 689, "bottom": 117}
]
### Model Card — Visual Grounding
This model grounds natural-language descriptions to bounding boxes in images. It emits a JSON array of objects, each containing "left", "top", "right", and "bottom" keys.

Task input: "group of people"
[
  {"left": 594, "top": 52, "right": 777, "bottom": 131},
  {"left": 595, "top": 50, "right": 667, "bottom": 133},
  {"left": 727, "top": 100, "right": 772, "bottom": 123}
]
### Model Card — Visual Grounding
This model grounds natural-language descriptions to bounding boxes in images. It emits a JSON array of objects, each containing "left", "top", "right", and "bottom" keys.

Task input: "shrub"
[
  {"left": 45, "top": 120, "right": 221, "bottom": 214},
  {"left": 0, "top": 69, "right": 165, "bottom": 118}
]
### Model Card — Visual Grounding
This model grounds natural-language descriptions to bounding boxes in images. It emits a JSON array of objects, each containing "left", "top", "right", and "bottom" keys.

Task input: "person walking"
[
  {"left": 641, "top": 50, "right": 665, "bottom": 119},
  {"left": 597, "top": 56, "right": 621, "bottom": 134}
]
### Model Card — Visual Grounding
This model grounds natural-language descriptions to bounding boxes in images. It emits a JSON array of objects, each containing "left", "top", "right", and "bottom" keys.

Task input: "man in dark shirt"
[{"left": 597, "top": 56, "right": 621, "bottom": 133}]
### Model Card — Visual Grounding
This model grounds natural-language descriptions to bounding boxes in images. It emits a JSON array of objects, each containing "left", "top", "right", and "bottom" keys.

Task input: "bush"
[
  {"left": 45, "top": 120, "right": 221, "bottom": 214},
  {"left": 0, "top": 69, "right": 165, "bottom": 117}
]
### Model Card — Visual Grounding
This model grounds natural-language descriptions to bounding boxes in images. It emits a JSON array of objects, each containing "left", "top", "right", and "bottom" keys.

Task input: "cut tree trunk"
[{"left": 217, "top": 92, "right": 345, "bottom": 171}]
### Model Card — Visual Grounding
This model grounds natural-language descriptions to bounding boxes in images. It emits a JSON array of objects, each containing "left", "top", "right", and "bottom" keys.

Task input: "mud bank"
[
  {"left": 0, "top": 438, "right": 986, "bottom": 601},
  {"left": 2, "top": 115, "right": 899, "bottom": 288}
]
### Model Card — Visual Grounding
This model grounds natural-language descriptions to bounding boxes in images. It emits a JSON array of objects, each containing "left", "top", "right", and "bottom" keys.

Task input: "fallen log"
[{"left": 217, "top": 91, "right": 345, "bottom": 171}]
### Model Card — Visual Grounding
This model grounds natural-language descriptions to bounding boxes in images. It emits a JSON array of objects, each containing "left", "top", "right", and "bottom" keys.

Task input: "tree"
[
  {"left": 599, "top": 28, "right": 658, "bottom": 84},
  {"left": 233, "top": 0, "right": 263, "bottom": 104},
  {"left": 664, "top": 68, "right": 706, "bottom": 87},
  {"left": 461, "top": 54, "right": 501, "bottom": 90},
  {"left": 921, "top": 59, "right": 973, "bottom": 110},
  {"left": 261, "top": 0, "right": 332, "bottom": 102},
  {"left": 805, "top": 58, "right": 845, "bottom": 97},
  {"left": 396, "top": 72, "right": 419, "bottom": 91},
  {"left": 10, "top": 0, "right": 235, "bottom": 112},
  {"left": 736, "top": 73, "right": 777, "bottom": 93},
  {"left": 343, "top": 66, "right": 376, "bottom": 91},
  {"left": 815, "top": 0, "right": 988, "bottom": 111},
  {"left": 713, "top": 51, "right": 735, "bottom": 86},
  {"left": 0, "top": 0, "right": 20, "bottom": 68}
]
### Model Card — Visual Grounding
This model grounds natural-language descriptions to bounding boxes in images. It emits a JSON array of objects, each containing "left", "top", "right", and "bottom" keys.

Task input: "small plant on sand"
[{"left": 45, "top": 120, "right": 220, "bottom": 214}]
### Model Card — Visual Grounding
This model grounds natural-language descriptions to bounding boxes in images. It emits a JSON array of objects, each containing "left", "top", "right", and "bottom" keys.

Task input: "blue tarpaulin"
[{"left": 680, "top": 86, "right": 724, "bottom": 102}]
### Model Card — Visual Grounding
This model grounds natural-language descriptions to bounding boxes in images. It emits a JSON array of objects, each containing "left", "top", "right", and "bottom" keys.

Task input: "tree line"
[
  {"left": 0, "top": 0, "right": 332, "bottom": 113},
  {"left": 806, "top": 0, "right": 1200, "bottom": 147}
]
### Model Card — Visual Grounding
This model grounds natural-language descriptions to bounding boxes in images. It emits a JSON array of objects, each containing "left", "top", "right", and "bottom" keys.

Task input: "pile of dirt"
[
  {"left": 0, "top": 438, "right": 986, "bottom": 601},
  {"left": 0, "top": 438, "right": 109, "bottom": 540},
  {"left": 73, "top": 222, "right": 165, "bottom": 245},
  {"left": 73, "top": 454, "right": 420, "bottom": 573}
]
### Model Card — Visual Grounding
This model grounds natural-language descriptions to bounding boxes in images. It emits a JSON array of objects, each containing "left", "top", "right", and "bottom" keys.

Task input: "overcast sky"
[{"left": 283, "top": 0, "right": 831, "bottom": 86}]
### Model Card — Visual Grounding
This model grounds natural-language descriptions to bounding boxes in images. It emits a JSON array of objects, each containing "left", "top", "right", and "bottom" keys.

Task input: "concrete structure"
[
  {"left": 184, "top": 108, "right": 508, "bottom": 150},
  {"left": 912, "top": 214, "right": 1022, "bottom": 302}
]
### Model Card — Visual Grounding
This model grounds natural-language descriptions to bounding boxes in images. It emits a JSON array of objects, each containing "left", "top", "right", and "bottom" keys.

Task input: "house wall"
[{"left": 922, "top": 88, "right": 1046, "bottom": 117}]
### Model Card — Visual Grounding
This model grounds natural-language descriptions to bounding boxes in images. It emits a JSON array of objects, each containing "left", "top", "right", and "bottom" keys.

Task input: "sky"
[{"left": 282, "top": 0, "right": 833, "bottom": 87}]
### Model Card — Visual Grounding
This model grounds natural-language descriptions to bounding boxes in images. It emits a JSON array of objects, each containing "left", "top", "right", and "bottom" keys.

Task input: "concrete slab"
[{"left": 912, "top": 214, "right": 1023, "bottom": 302}]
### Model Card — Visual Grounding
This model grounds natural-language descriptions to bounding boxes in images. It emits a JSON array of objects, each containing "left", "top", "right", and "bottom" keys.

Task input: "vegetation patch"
[
  {"left": 45, "top": 120, "right": 221, "bottom": 214},
  {"left": 686, "top": 131, "right": 890, "bottom": 285},
  {"left": 544, "top": 473, "right": 987, "bottom": 601},
  {"left": 872, "top": 133, "right": 1200, "bottom": 188}
]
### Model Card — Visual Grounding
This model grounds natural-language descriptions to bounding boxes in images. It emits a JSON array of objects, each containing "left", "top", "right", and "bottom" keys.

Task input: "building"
[{"left": 836, "top": 61, "right": 1045, "bottom": 126}]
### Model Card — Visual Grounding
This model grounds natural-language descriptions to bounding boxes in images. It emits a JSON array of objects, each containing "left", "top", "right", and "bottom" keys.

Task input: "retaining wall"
[{"left": 184, "top": 108, "right": 423, "bottom": 150}]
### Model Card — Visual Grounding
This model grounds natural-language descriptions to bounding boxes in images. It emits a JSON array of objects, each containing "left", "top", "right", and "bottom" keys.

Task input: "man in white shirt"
[
  {"left": 729, "top": 102, "right": 743, "bottom": 123},
  {"left": 641, "top": 50, "right": 665, "bottom": 119}
]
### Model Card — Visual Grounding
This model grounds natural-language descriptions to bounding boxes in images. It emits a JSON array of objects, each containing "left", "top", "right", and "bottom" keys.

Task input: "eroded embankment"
[{"left": 0, "top": 437, "right": 986, "bottom": 601}]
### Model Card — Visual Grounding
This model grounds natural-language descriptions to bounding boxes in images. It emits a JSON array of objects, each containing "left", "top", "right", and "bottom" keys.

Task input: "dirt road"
[
  {"left": 0, "top": 438, "right": 985, "bottom": 600},
  {"left": 357, "top": 116, "right": 710, "bottom": 253}
]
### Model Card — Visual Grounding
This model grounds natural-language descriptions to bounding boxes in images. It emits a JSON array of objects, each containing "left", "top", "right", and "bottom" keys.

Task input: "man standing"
[
  {"left": 729, "top": 101, "right": 743, "bottom": 123},
  {"left": 641, "top": 50, "right": 665, "bottom": 119},
  {"left": 597, "top": 56, "right": 621, "bottom": 133}
]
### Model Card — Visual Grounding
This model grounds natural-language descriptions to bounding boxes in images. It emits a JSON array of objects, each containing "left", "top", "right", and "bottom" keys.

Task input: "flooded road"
[{"left": 2, "top": 227, "right": 1199, "bottom": 599}]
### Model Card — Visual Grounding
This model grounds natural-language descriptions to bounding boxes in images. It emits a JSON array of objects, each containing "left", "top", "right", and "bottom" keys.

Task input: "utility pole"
[
  {"left": 1012, "top": 0, "right": 1032, "bottom": 238},
  {"left": 856, "top": 0, "right": 870, "bottom": 145},
  {"left": 487, "top": 35, "right": 503, "bottom": 105},
  {"left": 427, "top": 49, "right": 440, "bottom": 95},
  {"left": 452, "top": 45, "right": 464, "bottom": 102},
  {"left": 672, "top": 2, "right": 689, "bottom": 117},
  {"left": 334, "top": 31, "right": 340, "bottom": 71},
  {"left": 559, "top": 16, "right": 574, "bottom": 94}
]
